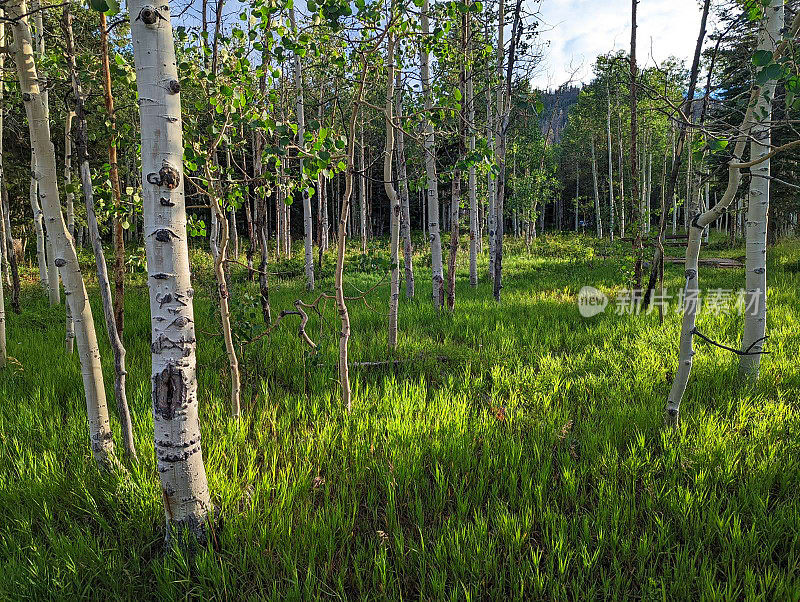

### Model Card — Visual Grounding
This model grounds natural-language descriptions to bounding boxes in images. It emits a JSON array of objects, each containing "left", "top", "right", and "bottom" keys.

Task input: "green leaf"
[{"left": 752, "top": 50, "right": 773, "bottom": 66}]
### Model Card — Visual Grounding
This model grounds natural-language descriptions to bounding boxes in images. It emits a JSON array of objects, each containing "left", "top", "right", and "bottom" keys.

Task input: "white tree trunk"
[
  {"left": 129, "top": 0, "right": 212, "bottom": 539},
  {"left": 606, "top": 81, "right": 614, "bottom": 240},
  {"left": 359, "top": 122, "right": 367, "bottom": 254},
  {"left": 740, "top": 0, "right": 783, "bottom": 378},
  {"left": 384, "top": 30, "right": 400, "bottom": 349},
  {"left": 395, "top": 71, "right": 414, "bottom": 298},
  {"left": 665, "top": 3, "right": 795, "bottom": 427},
  {"left": 63, "top": 5, "right": 136, "bottom": 459},
  {"left": 64, "top": 109, "right": 75, "bottom": 354},
  {"left": 289, "top": 7, "right": 314, "bottom": 291},
  {"left": 0, "top": 13, "right": 6, "bottom": 367},
  {"left": 591, "top": 138, "right": 602, "bottom": 237},
  {"left": 420, "top": 0, "right": 444, "bottom": 309},
  {"left": 9, "top": 0, "right": 116, "bottom": 465},
  {"left": 29, "top": 149, "right": 48, "bottom": 289},
  {"left": 467, "top": 23, "right": 478, "bottom": 287}
]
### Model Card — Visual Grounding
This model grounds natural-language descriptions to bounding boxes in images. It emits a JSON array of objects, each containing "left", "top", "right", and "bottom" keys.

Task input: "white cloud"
[{"left": 531, "top": 0, "right": 708, "bottom": 89}]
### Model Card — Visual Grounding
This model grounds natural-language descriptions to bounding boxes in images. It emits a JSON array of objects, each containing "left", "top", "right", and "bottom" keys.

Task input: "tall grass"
[{"left": 1, "top": 233, "right": 799, "bottom": 599}]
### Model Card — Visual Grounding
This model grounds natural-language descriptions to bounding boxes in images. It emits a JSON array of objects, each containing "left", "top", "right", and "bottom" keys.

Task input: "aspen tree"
[
  {"left": 740, "top": 0, "right": 783, "bottom": 378},
  {"left": 289, "top": 7, "right": 314, "bottom": 290},
  {"left": 395, "top": 70, "right": 414, "bottom": 298},
  {"left": 9, "top": 0, "right": 116, "bottom": 465},
  {"left": 100, "top": 12, "right": 126, "bottom": 336},
  {"left": 467, "top": 19, "right": 478, "bottom": 287},
  {"left": 606, "top": 79, "right": 614, "bottom": 240},
  {"left": 129, "top": 0, "right": 212, "bottom": 536},
  {"left": 665, "top": 2, "right": 797, "bottom": 428},
  {"left": 384, "top": 14, "right": 400, "bottom": 349},
  {"left": 63, "top": 6, "right": 136, "bottom": 459},
  {"left": 420, "top": 0, "right": 444, "bottom": 308}
]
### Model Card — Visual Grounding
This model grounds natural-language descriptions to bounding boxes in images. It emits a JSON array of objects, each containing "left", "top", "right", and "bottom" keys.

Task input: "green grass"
[{"left": 1, "top": 233, "right": 800, "bottom": 599}]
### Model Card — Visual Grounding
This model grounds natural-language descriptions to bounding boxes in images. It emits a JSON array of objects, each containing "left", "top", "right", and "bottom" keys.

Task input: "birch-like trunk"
[
  {"left": 395, "top": 71, "right": 414, "bottom": 298},
  {"left": 254, "top": 127, "right": 272, "bottom": 324},
  {"left": 207, "top": 159, "right": 241, "bottom": 418},
  {"left": 334, "top": 63, "right": 370, "bottom": 411},
  {"left": 29, "top": 149, "right": 48, "bottom": 289},
  {"left": 359, "top": 122, "right": 367, "bottom": 254},
  {"left": 591, "top": 138, "right": 602, "bottom": 238},
  {"left": 467, "top": 50, "right": 478, "bottom": 287},
  {"left": 630, "top": 0, "right": 642, "bottom": 292},
  {"left": 129, "top": 0, "right": 212, "bottom": 538},
  {"left": 2, "top": 189, "right": 20, "bottom": 314},
  {"left": 486, "top": 42, "right": 496, "bottom": 280},
  {"left": 740, "top": 0, "right": 783, "bottom": 378},
  {"left": 30, "top": 0, "right": 59, "bottom": 305},
  {"left": 665, "top": 1, "right": 795, "bottom": 428},
  {"left": 100, "top": 12, "right": 126, "bottom": 337},
  {"left": 9, "top": 0, "right": 116, "bottom": 466},
  {"left": 0, "top": 26, "right": 5, "bottom": 366},
  {"left": 606, "top": 80, "right": 614, "bottom": 240},
  {"left": 574, "top": 164, "right": 579, "bottom": 231},
  {"left": 491, "top": 0, "right": 505, "bottom": 298},
  {"left": 420, "top": 0, "right": 444, "bottom": 309},
  {"left": 447, "top": 11, "right": 467, "bottom": 311},
  {"left": 64, "top": 110, "right": 75, "bottom": 353},
  {"left": 63, "top": 6, "right": 136, "bottom": 459},
  {"left": 384, "top": 30, "right": 400, "bottom": 349}
]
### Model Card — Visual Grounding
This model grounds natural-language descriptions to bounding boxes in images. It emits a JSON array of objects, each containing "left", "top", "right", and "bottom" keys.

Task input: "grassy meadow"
[{"left": 1, "top": 233, "right": 800, "bottom": 599}]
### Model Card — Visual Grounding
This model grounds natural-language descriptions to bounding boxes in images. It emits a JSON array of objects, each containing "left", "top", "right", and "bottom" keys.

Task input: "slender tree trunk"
[
  {"left": 31, "top": 0, "right": 59, "bottom": 305},
  {"left": 395, "top": 71, "right": 414, "bottom": 298},
  {"left": 0, "top": 22, "right": 5, "bottom": 367},
  {"left": 630, "top": 0, "right": 642, "bottom": 293},
  {"left": 591, "top": 138, "right": 602, "bottom": 237},
  {"left": 63, "top": 6, "right": 136, "bottom": 459},
  {"left": 3, "top": 189, "right": 20, "bottom": 315},
  {"left": 575, "top": 164, "right": 579, "bottom": 232},
  {"left": 606, "top": 80, "right": 614, "bottom": 240},
  {"left": 420, "top": 0, "right": 444, "bottom": 308},
  {"left": 486, "top": 17, "right": 496, "bottom": 281},
  {"left": 359, "top": 121, "right": 367, "bottom": 254},
  {"left": 100, "top": 12, "right": 126, "bottom": 338},
  {"left": 30, "top": 150, "right": 48, "bottom": 289},
  {"left": 665, "top": 1, "right": 795, "bottom": 428},
  {"left": 492, "top": 0, "right": 506, "bottom": 298},
  {"left": 616, "top": 94, "right": 626, "bottom": 239},
  {"left": 467, "top": 14, "right": 478, "bottom": 287},
  {"left": 64, "top": 110, "right": 75, "bottom": 353},
  {"left": 740, "top": 0, "right": 783, "bottom": 378},
  {"left": 10, "top": 0, "right": 116, "bottom": 466},
  {"left": 383, "top": 27, "right": 401, "bottom": 349},
  {"left": 129, "top": 0, "right": 212, "bottom": 537},
  {"left": 289, "top": 7, "right": 313, "bottom": 290}
]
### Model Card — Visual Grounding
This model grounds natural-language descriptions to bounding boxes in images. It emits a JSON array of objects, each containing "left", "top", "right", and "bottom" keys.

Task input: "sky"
[{"left": 531, "top": 0, "right": 708, "bottom": 90}]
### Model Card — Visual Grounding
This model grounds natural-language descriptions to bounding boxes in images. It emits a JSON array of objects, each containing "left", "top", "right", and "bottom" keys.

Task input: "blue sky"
[{"left": 532, "top": 0, "right": 709, "bottom": 89}]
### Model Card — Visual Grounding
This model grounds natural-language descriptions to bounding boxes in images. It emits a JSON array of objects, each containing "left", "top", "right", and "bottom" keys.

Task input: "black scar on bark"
[{"left": 153, "top": 363, "right": 186, "bottom": 420}]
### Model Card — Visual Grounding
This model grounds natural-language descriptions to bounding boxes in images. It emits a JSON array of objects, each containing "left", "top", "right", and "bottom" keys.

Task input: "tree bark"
[
  {"left": 630, "top": 0, "right": 642, "bottom": 293},
  {"left": 665, "top": 1, "right": 796, "bottom": 428},
  {"left": 100, "top": 12, "right": 126, "bottom": 338},
  {"left": 129, "top": 0, "right": 212, "bottom": 538},
  {"left": 420, "top": 0, "right": 444, "bottom": 309},
  {"left": 606, "top": 79, "right": 614, "bottom": 240},
  {"left": 591, "top": 137, "right": 602, "bottom": 237},
  {"left": 10, "top": 0, "right": 116, "bottom": 466},
  {"left": 384, "top": 27, "right": 400, "bottom": 349},
  {"left": 395, "top": 71, "right": 414, "bottom": 298},
  {"left": 63, "top": 6, "right": 136, "bottom": 460},
  {"left": 64, "top": 109, "right": 75, "bottom": 353},
  {"left": 467, "top": 28, "right": 478, "bottom": 287},
  {"left": 740, "top": 0, "right": 783, "bottom": 378}
]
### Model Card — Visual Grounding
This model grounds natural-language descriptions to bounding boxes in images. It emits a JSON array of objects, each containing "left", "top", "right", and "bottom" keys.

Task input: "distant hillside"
[{"left": 537, "top": 86, "right": 580, "bottom": 144}]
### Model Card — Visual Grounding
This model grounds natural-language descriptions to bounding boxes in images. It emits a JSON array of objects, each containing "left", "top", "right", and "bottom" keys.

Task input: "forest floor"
[{"left": 1, "top": 232, "right": 799, "bottom": 599}]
